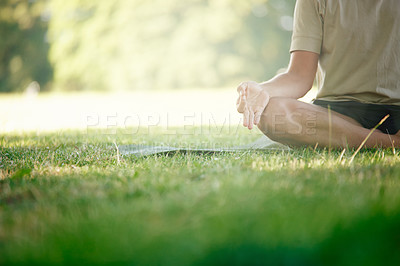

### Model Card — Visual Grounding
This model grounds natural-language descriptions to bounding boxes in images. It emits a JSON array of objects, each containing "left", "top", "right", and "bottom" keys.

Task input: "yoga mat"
[{"left": 118, "top": 135, "right": 289, "bottom": 157}]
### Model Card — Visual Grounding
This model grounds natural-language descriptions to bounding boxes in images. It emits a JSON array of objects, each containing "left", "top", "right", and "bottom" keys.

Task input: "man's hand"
[{"left": 236, "top": 81, "right": 270, "bottom": 130}]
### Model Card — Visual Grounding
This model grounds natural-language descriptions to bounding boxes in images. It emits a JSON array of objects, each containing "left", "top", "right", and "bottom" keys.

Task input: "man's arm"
[
  {"left": 236, "top": 50, "right": 319, "bottom": 129},
  {"left": 260, "top": 50, "right": 319, "bottom": 98}
]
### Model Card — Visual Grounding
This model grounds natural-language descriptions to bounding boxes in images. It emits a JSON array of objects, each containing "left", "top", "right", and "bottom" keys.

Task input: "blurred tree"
[
  {"left": 0, "top": 0, "right": 52, "bottom": 92},
  {"left": 0, "top": 0, "right": 295, "bottom": 92},
  {"left": 48, "top": 0, "right": 295, "bottom": 91}
]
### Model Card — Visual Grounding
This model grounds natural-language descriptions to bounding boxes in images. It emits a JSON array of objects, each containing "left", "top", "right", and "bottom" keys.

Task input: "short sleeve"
[{"left": 290, "top": 0, "right": 324, "bottom": 54}]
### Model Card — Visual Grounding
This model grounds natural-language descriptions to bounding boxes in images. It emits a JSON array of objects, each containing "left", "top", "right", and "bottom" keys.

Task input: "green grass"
[{"left": 1, "top": 127, "right": 400, "bottom": 265}]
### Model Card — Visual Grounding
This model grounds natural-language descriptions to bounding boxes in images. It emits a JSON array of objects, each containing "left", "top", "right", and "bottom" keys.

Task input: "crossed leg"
[{"left": 257, "top": 98, "right": 400, "bottom": 148}]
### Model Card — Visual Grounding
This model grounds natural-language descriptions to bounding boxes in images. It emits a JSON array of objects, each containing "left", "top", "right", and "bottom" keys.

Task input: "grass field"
[{"left": 1, "top": 126, "right": 400, "bottom": 265}]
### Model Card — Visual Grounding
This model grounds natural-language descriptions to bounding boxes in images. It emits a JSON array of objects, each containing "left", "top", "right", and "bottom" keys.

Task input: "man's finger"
[
  {"left": 237, "top": 82, "right": 246, "bottom": 92},
  {"left": 237, "top": 82, "right": 247, "bottom": 99},
  {"left": 248, "top": 108, "right": 255, "bottom": 130},
  {"left": 236, "top": 96, "right": 246, "bottom": 113},
  {"left": 243, "top": 107, "right": 250, "bottom": 127},
  {"left": 236, "top": 98, "right": 246, "bottom": 113},
  {"left": 254, "top": 110, "right": 262, "bottom": 125}
]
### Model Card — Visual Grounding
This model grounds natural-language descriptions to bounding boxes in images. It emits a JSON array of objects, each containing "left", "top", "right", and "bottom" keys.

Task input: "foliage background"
[
  {"left": 0, "top": 0, "right": 52, "bottom": 92},
  {"left": 1, "top": 0, "right": 295, "bottom": 92}
]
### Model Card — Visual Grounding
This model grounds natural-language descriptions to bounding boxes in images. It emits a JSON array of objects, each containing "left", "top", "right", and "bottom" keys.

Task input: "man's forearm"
[
  {"left": 259, "top": 51, "right": 319, "bottom": 99},
  {"left": 259, "top": 71, "right": 314, "bottom": 99}
]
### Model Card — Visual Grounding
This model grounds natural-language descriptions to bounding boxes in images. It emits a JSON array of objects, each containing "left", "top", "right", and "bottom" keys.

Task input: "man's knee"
[
  {"left": 257, "top": 98, "right": 297, "bottom": 131},
  {"left": 257, "top": 98, "right": 304, "bottom": 142}
]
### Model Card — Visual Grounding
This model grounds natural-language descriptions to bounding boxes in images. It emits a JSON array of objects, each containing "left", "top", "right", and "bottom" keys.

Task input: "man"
[{"left": 236, "top": 0, "right": 400, "bottom": 148}]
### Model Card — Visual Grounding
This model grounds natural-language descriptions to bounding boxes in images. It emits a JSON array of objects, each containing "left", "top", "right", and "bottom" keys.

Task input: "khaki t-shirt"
[{"left": 290, "top": 0, "right": 400, "bottom": 105}]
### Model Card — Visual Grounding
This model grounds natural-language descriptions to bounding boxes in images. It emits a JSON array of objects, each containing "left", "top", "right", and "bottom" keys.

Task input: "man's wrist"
[{"left": 259, "top": 82, "right": 275, "bottom": 98}]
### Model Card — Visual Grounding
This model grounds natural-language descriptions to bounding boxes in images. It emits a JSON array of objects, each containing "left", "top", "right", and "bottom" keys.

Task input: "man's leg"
[{"left": 257, "top": 97, "right": 400, "bottom": 148}]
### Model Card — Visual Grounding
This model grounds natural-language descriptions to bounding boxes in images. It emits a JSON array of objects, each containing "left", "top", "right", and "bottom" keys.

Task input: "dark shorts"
[{"left": 313, "top": 100, "right": 400, "bottom": 135}]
